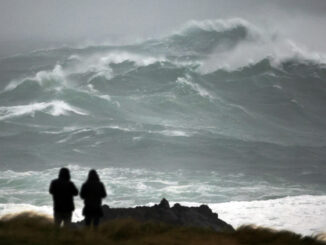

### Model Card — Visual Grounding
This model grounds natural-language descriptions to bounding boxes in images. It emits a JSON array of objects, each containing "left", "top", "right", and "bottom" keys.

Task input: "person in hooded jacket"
[
  {"left": 49, "top": 167, "right": 78, "bottom": 226},
  {"left": 80, "top": 169, "right": 107, "bottom": 227}
]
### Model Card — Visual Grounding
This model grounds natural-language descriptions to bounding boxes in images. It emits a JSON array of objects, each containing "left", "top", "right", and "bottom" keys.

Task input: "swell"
[
  {"left": 0, "top": 18, "right": 326, "bottom": 174},
  {"left": 2, "top": 57, "right": 326, "bottom": 143}
]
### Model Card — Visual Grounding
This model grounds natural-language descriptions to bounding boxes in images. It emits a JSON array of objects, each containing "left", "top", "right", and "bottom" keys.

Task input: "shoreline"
[{"left": 1, "top": 195, "right": 326, "bottom": 236}]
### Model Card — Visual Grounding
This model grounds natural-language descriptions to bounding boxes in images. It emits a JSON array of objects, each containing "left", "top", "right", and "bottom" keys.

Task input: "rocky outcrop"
[{"left": 99, "top": 198, "right": 234, "bottom": 232}]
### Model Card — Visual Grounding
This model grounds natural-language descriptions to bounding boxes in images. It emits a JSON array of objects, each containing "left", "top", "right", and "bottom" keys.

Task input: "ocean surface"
[{"left": 0, "top": 19, "right": 325, "bottom": 235}]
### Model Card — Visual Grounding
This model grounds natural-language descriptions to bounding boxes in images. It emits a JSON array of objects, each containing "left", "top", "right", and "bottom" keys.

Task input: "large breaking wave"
[
  {"left": 1, "top": 18, "right": 326, "bottom": 235},
  {"left": 1, "top": 18, "right": 326, "bottom": 174}
]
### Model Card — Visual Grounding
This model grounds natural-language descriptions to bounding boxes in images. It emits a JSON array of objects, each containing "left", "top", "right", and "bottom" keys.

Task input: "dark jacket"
[
  {"left": 49, "top": 169, "right": 78, "bottom": 212},
  {"left": 80, "top": 171, "right": 107, "bottom": 217}
]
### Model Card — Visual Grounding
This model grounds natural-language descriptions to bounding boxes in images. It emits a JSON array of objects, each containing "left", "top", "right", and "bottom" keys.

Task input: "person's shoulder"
[
  {"left": 50, "top": 178, "right": 59, "bottom": 184},
  {"left": 68, "top": 180, "right": 75, "bottom": 186}
]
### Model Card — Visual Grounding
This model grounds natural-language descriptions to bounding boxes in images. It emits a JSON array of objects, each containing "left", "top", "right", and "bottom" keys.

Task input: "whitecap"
[
  {"left": 97, "top": 52, "right": 166, "bottom": 67},
  {"left": 0, "top": 100, "right": 88, "bottom": 120},
  {"left": 157, "top": 130, "right": 191, "bottom": 137},
  {"left": 4, "top": 65, "right": 66, "bottom": 92}
]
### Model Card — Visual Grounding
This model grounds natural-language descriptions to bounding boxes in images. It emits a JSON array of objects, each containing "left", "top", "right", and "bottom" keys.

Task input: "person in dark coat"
[
  {"left": 80, "top": 169, "right": 107, "bottom": 227},
  {"left": 49, "top": 167, "right": 78, "bottom": 226}
]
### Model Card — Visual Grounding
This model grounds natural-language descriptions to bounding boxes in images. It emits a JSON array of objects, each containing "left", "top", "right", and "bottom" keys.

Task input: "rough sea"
[{"left": 0, "top": 19, "right": 325, "bottom": 235}]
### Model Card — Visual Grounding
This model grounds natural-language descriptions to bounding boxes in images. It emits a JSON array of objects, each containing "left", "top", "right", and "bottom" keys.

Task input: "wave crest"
[{"left": 0, "top": 100, "right": 88, "bottom": 120}]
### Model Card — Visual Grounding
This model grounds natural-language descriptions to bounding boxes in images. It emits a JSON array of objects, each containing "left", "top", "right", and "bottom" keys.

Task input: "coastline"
[
  {"left": 1, "top": 195, "right": 325, "bottom": 236},
  {"left": 0, "top": 211, "right": 325, "bottom": 245}
]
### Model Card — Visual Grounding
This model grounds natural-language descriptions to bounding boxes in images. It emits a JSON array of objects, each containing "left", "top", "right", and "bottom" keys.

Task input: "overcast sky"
[{"left": 1, "top": 0, "right": 326, "bottom": 56}]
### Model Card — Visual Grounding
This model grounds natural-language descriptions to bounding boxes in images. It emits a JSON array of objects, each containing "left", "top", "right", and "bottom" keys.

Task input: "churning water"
[{"left": 0, "top": 19, "right": 326, "bottom": 235}]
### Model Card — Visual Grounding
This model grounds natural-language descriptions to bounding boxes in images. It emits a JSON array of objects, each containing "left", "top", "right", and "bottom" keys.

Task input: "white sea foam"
[
  {"left": 176, "top": 76, "right": 214, "bottom": 99},
  {"left": 156, "top": 130, "right": 191, "bottom": 137},
  {"left": 0, "top": 101, "right": 88, "bottom": 120},
  {"left": 174, "top": 195, "right": 326, "bottom": 236},
  {"left": 98, "top": 52, "right": 166, "bottom": 67}
]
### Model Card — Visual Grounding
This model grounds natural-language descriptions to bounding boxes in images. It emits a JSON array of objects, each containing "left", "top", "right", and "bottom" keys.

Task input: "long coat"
[
  {"left": 49, "top": 179, "right": 78, "bottom": 212},
  {"left": 80, "top": 180, "right": 107, "bottom": 217}
]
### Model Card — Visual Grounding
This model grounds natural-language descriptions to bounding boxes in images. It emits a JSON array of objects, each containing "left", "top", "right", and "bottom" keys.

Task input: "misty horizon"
[{"left": 1, "top": 0, "right": 326, "bottom": 57}]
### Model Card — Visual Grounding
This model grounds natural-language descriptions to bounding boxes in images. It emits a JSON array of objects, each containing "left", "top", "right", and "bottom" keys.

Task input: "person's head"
[
  {"left": 87, "top": 169, "right": 100, "bottom": 182},
  {"left": 58, "top": 167, "right": 70, "bottom": 181}
]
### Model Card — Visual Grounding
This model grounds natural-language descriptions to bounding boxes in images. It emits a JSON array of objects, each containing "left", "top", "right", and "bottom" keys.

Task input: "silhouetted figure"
[
  {"left": 80, "top": 169, "right": 107, "bottom": 227},
  {"left": 49, "top": 168, "right": 78, "bottom": 227}
]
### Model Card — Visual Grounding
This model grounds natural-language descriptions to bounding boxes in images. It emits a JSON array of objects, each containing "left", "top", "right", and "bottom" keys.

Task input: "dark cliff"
[{"left": 96, "top": 199, "right": 234, "bottom": 232}]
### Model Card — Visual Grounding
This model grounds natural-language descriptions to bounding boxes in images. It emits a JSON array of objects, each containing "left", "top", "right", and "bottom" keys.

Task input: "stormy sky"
[{"left": 0, "top": 0, "right": 326, "bottom": 56}]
